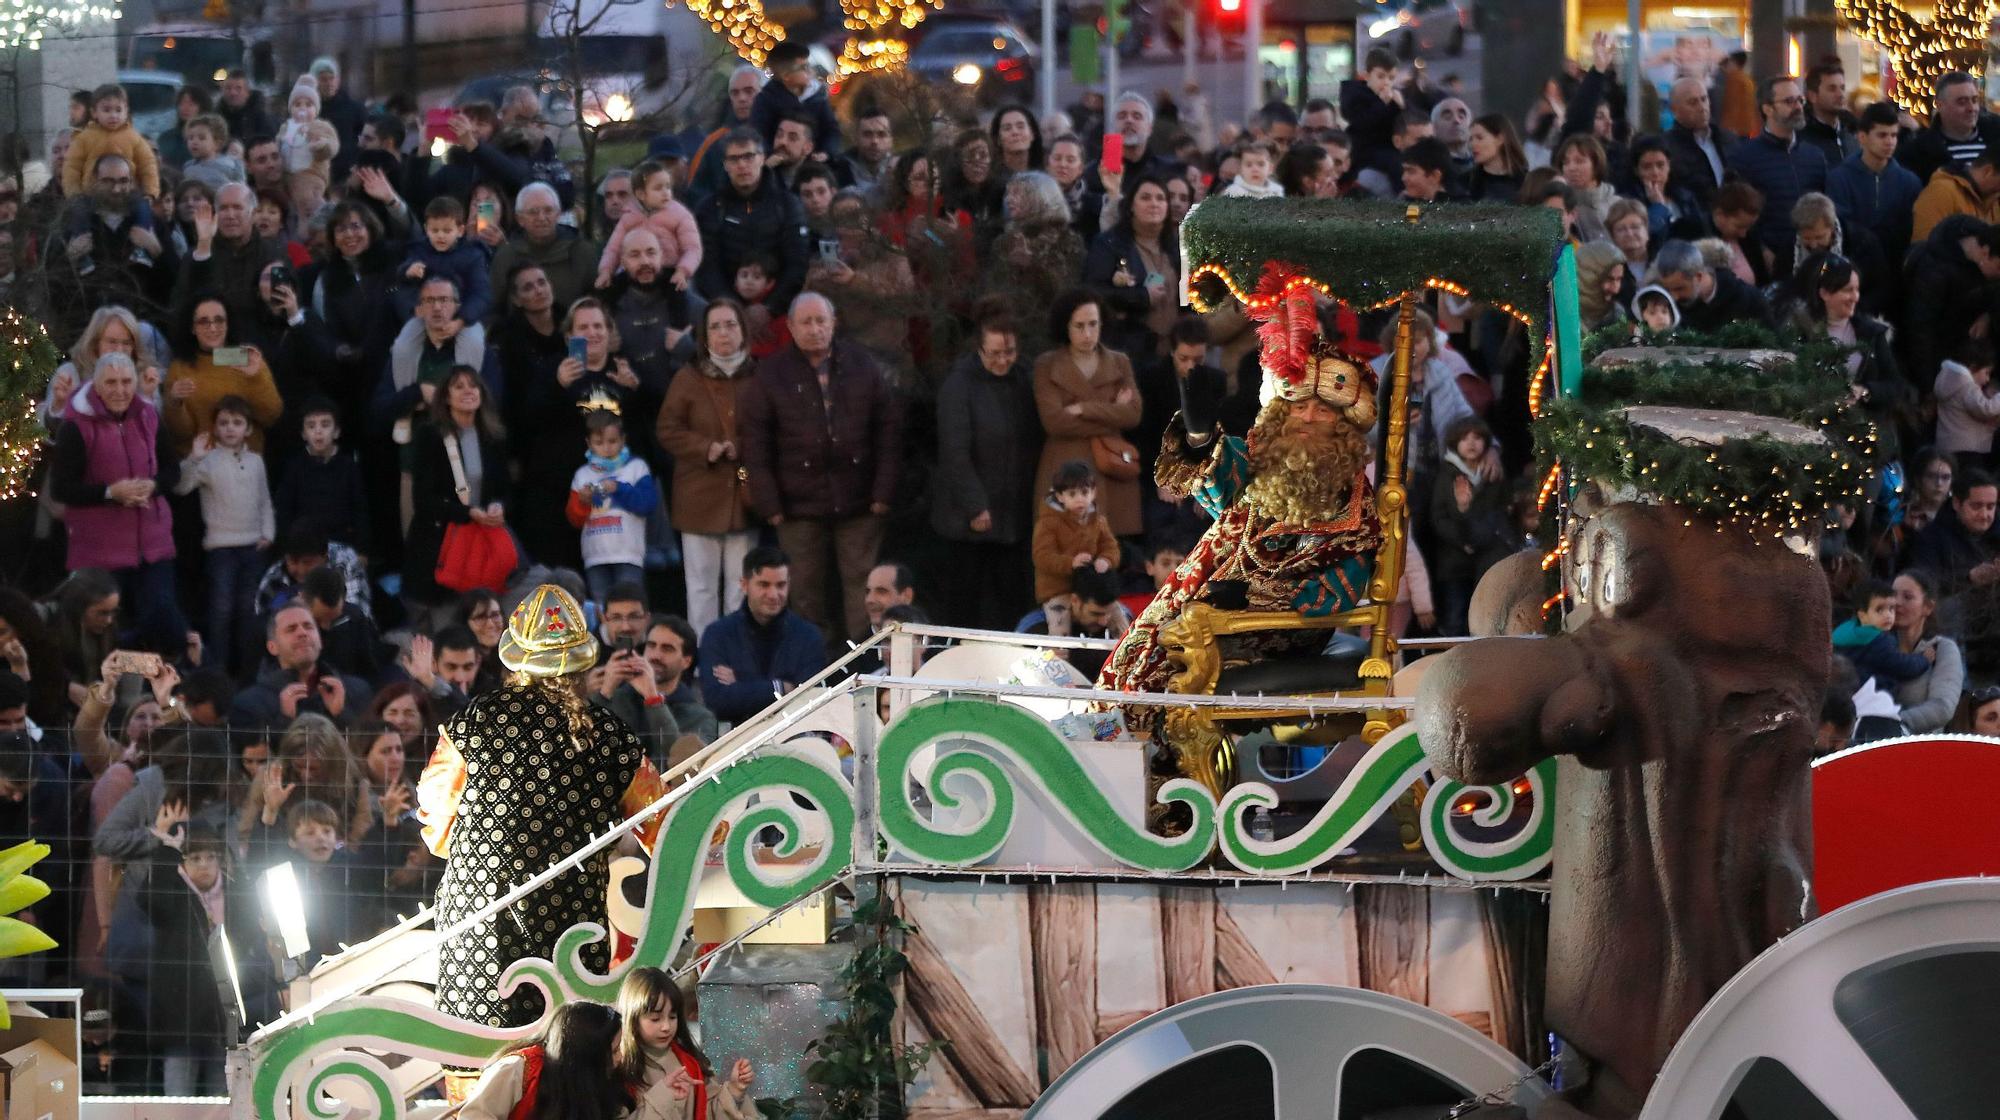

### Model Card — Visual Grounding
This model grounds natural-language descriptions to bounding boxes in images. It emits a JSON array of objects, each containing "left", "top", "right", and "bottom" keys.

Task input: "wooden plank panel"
[
  {"left": 905, "top": 930, "right": 1041, "bottom": 1108},
  {"left": 1093, "top": 883, "right": 1165, "bottom": 1024},
  {"left": 1355, "top": 882, "right": 1430, "bottom": 1004},
  {"left": 1029, "top": 881, "right": 1098, "bottom": 1084},
  {"left": 1159, "top": 885, "right": 1218, "bottom": 1006},
  {"left": 1219, "top": 882, "right": 1361, "bottom": 986},
  {"left": 1214, "top": 904, "right": 1279, "bottom": 990}
]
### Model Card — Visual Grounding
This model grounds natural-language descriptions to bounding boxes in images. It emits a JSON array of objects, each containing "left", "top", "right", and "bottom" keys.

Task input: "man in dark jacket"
[
  {"left": 1662, "top": 78, "right": 1737, "bottom": 209},
  {"left": 176, "top": 182, "right": 285, "bottom": 329},
  {"left": 1797, "top": 63, "right": 1857, "bottom": 166},
  {"left": 1911, "top": 469, "right": 2000, "bottom": 597},
  {"left": 228, "top": 603, "right": 374, "bottom": 729},
  {"left": 600, "top": 228, "right": 705, "bottom": 399},
  {"left": 1653, "top": 239, "right": 1772, "bottom": 332},
  {"left": 1726, "top": 75, "right": 1828, "bottom": 255},
  {"left": 698, "top": 547, "right": 827, "bottom": 726},
  {"left": 739, "top": 293, "right": 902, "bottom": 640},
  {"left": 1901, "top": 215, "right": 2000, "bottom": 381},
  {"left": 643, "top": 614, "right": 720, "bottom": 749},
  {"left": 311, "top": 59, "right": 368, "bottom": 182},
  {"left": 932, "top": 313, "right": 1041, "bottom": 630},
  {"left": 750, "top": 43, "right": 842, "bottom": 158},
  {"left": 694, "top": 130, "right": 809, "bottom": 309},
  {"left": 218, "top": 71, "right": 276, "bottom": 148},
  {"left": 1827, "top": 102, "right": 1924, "bottom": 265},
  {"left": 49, "top": 154, "right": 172, "bottom": 337},
  {"left": 1897, "top": 70, "right": 2000, "bottom": 186}
]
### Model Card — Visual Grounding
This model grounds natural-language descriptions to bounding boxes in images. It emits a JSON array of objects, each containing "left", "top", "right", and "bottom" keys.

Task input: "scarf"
[
  {"left": 707, "top": 349, "right": 749, "bottom": 377},
  {"left": 180, "top": 867, "right": 226, "bottom": 929},
  {"left": 585, "top": 446, "right": 633, "bottom": 473}
]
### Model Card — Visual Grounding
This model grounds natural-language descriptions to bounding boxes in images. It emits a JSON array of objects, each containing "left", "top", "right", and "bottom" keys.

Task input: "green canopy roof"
[{"left": 1180, "top": 198, "right": 1571, "bottom": 373}]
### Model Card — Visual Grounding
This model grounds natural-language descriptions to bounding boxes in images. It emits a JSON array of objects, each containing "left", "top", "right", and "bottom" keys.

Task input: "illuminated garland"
[
  {"left": 832, "top": 0, "right": 940, "bottom": 76},
  {"left": 0, "top": 0, "right": 119, "bottom": 50},
  {"left": 839, "top": 36, "right": 908, "bottom": 78},
  {"left": 682, "top": 0, "right": 784, "bottom": 65},
  {"left": 0, "top": 310, "right": 61, "bottom": 503},
  {"left": 1536, "top": 326, "right": 1882, "bottom": 541},
  {"left": 1833, "top": 0, "right": 1995, "bottom": 99}
]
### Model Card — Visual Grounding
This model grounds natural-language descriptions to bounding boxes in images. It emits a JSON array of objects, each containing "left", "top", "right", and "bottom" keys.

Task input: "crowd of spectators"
[{"left": 5, "top": 28, "right": 2000, "bottom": 1091}]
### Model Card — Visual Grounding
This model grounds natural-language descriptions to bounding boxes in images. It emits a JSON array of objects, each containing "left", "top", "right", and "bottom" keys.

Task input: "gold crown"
[{"left": 497, "top": 584, "right": 600, "bottom": 677}]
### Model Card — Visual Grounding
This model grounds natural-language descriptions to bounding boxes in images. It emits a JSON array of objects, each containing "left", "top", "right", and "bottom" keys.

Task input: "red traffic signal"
[{"left": 1218, "top": 0, "right": 1241, "bottom": 10}]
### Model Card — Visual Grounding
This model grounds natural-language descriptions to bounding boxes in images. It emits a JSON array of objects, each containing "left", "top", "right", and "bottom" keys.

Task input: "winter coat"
[
  {"left": 1031, "top": 347, "right": 1143, "bottom": 536},
  {"left": 217, "top": 94, "right": 276, "bottom": 150},
  {"left": 1900, "top": 215, "right": 1998, "bottom": 381},
  {"left": 738, "top": 340, "right": 902, "bottom": 522},
  {"left": 228, "top": 658, "right": 374, "bottom": 731},
  {"left": 601, "top": 273, "right": 705, "bottom": 400},
  {"left": 396, "top": 236, "right": 493, "bottom": 325},
  {"left": 1893, "top": 634, "right": 1965, "bottom": 733},
  {"left": 161, "top": 351, "right": 286, "bottom": 458},
  {"left": 657, "top": 357, "right": 758, "bottom": 535},
  {"left": 1896, "top": 117, "right": 2000, "bottom": 188},
  {"left": 48, "top": 386, "right": 176, "bottom": 571},
  {"left": 175, "top": 233, "right": 287, "bottom": 330},
  {"left": 932, "top": 352, "right": 1042, "bottom": 545},
  {"left": 983, "top": 221, "right": 1085, "bottom": 356},
  {"left": 405, "top": 419, "right": 513, "bottom": 604},
  {"left": 693, "top": 170, "right": 810, "bottom": 310},
  {"left": 308, "top": 250, "right": 402, "bottom": 425},
  {"left": 1429, "top": 458, "right": 1516, "bottom": 586},
  {"left": 1726, "top": 131, "right": 1829, "bottom": 250},
  {"left": 1825, "top": 154, "right": 1923, "bottom": 262},
  {"left": 1675, "top": 268, "right": 1774, "bottom": 334},
  {"left": 697, "top": 608, "right": 828, "bottom": 726},
  {"left": 274, "top": 448, "right": 370, "bottom": 550},
  {"left": 63, "top": 120, "right": 162, "bottom": 197},
  {"left": 1082, "top": 225, "right": 1180, "bottom": 360},
  {"left": 1911, "top": 165, "right": 2000, "bottom": 244},
  {"left": 174, "top": 445, "right": 275, "bottom": 549},
  {"left": 1031, "top": 499, "right": 1120, "bottom": 601},
  {"left": 136, "top": 847, "right": 275, "bottom": 1051},
  {"left": 468, "top": 131, "right": 577, "bottom": 211},
  {"left": 1935, "top": 361, "right": 2000, "bottom": 456},
  {"left": 1661, "top": 123, "right": 1738, "bottom": 208},
  {"left": 749, "top": 79, "right": 843, "bottom": 157},
  {"left": 490, "top": 229, "right": 601, "bottom": 318},
  {"left": 598, "top": 202, "right": 703, "bottom": 283}
]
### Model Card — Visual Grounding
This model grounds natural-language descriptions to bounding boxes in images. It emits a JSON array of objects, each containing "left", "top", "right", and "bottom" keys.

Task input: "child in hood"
[
  {"left": 1632, "top": 284, "right": 1680, "bottom": 333},
  {"left": 277, "top": 77, "right": 339, "bottom": 189},
  {"left": 1032, "top": 459, "right": 1120, "bottom": 602}
]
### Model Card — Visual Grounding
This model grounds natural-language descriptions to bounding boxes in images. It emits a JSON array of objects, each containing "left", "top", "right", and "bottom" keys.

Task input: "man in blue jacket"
[
  {"left": 1826, "top": 101, "right": 1924, "bottom": 264},
  {"left": 698, "top": 547, "right": 827, "bottom": 726},
  {"left": 1726, "top": 75, "right": 1828, "bottom": 255}
]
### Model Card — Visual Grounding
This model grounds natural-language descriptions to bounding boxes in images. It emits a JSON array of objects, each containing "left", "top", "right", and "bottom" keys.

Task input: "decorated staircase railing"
[{"left": 245, "top": 624, "right": 1554, "bottom": 1120}]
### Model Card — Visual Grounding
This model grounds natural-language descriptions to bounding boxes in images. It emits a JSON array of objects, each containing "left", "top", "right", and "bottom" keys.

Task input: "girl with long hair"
[
  {"left": 615, "top": 967, "right": 755, "bottom": 1120},
  {"left": 459, "top": 1001, "right": 632, "bottom": 1120}
]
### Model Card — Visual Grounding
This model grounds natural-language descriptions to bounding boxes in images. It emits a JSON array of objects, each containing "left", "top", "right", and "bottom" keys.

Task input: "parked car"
[
  {"left": 118, "top": 70, "right": 185, "bottom": 142},
  {"left": 906, "top": 18, "right": 1036, "bottom": 106}
]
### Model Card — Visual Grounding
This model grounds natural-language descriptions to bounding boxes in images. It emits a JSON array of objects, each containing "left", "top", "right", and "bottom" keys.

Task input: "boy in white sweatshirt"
[
  {"left": 565, "top": 411, "right": 659, "bottom": 606},
  {"left": 175, "top": 395, "right": 274, "bottom": 674}
]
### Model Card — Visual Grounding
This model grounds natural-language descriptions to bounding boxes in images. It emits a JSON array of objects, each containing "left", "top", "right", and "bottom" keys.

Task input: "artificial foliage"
[
  {"left": 1180, "top": 197, "right": 1567, "bottom": 371},
  {"left": 0, "top": 309, "right": 63, "bottom": 503},
  {"left": 1538, "top": 325, "right": 1881, "bottom": 539},
  {"left": 0, "top": 841, "right": 56, "bottom": 1027}
]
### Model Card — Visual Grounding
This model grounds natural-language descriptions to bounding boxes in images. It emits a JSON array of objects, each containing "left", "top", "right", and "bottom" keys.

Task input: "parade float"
[{"left": 154, "top": 200, "right": 2000, "bottom": 1120}]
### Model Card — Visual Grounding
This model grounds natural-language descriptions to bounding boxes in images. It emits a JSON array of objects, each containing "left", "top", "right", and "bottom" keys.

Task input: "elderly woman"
[
  {"left": 41, "top": 305, "right": 168, "bottom": 427},
  {"left": 986, "top": 171, "right": 1086, "bottom": 357},
  {"left": 1789, "top": 192, "right": 1891, "bottom": 314},
  {"left": 489, "top": 182, "right": 600, "bottom": 313},
  {"left": 657, "top": 298, "right": 761, "bottom": 635},
  {"left": 162, "top": 294, "right": 285, "bottom": 458},
  {"left": 1032, "top": 289, "right": 1144, "bottom": 536},
  {"left": 47, "top": 353, "right": 190, "bottom": 653}
]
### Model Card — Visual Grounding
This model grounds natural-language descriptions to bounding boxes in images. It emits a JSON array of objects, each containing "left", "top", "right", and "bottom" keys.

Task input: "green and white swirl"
[
  {"left": 877, "top": 697, "right": 1217, "bottom": 871},
  {"left": 1419, "top": 756, "right": 1557, "bottom": 881},
  {"left": 251, "top": 751, "right": 853, "bottom": 1120}
]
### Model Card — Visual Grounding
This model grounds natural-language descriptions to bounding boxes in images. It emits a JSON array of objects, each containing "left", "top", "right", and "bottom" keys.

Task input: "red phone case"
[{"left": 1101, "top": 133, "right": 1124, "bottom": 175}]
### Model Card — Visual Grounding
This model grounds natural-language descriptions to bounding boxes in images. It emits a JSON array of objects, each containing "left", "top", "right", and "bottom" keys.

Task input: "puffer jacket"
[
  {"left": 738, "top": 340, "right": 902, "bottom": 522},
  {"left": 48, "top": 385, "right": 176, "bottom": 571},
  {"left": 693, "top": 169, "right": 809, "bottom": 310},
  {"left": 1726, "top": 131, "right": 1828, "bottom": 249}
]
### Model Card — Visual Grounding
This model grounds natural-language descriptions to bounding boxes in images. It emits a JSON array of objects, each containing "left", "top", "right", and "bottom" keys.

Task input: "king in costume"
[
  {"left": 418, "top": 585, "right": 665, "bottom": 1028},
  {"left": 1100, "top": 319, "right": 1384, "bottom": 715}
]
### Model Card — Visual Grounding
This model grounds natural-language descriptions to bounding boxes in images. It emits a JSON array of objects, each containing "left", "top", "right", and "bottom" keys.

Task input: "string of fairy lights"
[
  {"left": 1833, "top": 0, "right": 1996, "bottom": 100},
  {"left": 682, "top": 0, "right": 785, "bottom": 66},
  {"left": 0, "top": 311, "right": 62, "bottom": 503},
  {"left": 0, "top": 0, "right": 119, "bottom": 51}
]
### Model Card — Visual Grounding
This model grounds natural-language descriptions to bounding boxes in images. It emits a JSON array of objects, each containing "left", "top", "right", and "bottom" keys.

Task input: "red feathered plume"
[{"left": 1247, "top": 261, "right": 1318, "bottom": 386}]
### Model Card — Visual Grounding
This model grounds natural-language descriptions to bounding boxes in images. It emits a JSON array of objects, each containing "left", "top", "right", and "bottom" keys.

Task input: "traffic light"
[
  {"left": 1218, "top": 0, "right": 1241, "bottom": 10},
  {"left": 1213, "top": 0, "right": 1245, "bottom": 32}
]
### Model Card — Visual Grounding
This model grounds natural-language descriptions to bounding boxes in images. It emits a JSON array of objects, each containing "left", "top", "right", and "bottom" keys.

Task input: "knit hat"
[
  {"left": 498, "top": 584, "right": 599, "bottom": 677},
  {"left": 289, "top": 77, "right": 320, "bottom": 115},
  {"left": 309, "top": 57, "right": 339, "bottom": 79}
]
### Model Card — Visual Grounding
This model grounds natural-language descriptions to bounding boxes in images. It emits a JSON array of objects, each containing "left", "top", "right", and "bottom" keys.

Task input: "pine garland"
[
  {"left": 0, "top": 310, "right": 61, "bottom": 503},
  {"left": 1540, "top": 325, "right": 1880, "bottom": 538}
]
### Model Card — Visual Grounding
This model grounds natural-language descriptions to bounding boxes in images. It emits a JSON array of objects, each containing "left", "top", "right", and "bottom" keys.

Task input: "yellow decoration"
[
  {"left": 676, "top": 0, "right": 784, "bottom": 65},
  {"left": 0, "top": 842, "right": 57, "bottom": 1029},
  {"left": 1833, "top": 0, "right": 1995, "bottom": 102}
]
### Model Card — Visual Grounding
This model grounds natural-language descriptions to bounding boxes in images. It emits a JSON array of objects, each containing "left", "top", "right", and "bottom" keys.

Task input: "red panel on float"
[{"left": 1812, "top": 736, "right": 2000, "bottom": 912}]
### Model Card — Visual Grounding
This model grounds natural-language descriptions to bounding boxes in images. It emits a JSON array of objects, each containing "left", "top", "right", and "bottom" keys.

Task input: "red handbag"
[{"left": 434, "top": 430, "right": 518, "bottom": 593}]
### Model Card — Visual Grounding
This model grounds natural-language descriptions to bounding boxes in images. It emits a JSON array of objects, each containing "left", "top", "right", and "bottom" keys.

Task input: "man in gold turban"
[{"left": 419, "top": 584, "right": 665, "bottom": 1029}]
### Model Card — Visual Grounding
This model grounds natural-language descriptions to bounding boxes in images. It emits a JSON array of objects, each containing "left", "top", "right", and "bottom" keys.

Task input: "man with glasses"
[
  {"left": 693, "top": 129, "right": 808, "bottom": 309},
  {"left": 53, "top": 154, "right": 168, "bottom": 334},
  {"left": 1899, "top": 70, "right": 2000, "bottom": 186},
  {"left": 379, "top": 275, "right": 492, "bottom": 432},
  {"left": 1726, "top": 75, "right": 1828, "bottom": 256},
  {"left": 489, "top": 181, "right": 599, "bottom": 314}
]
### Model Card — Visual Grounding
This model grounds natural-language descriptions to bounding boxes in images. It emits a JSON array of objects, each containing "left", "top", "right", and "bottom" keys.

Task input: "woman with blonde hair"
[
  {"left": 420, "top": 585, "right": 666, "bottom": 1028},
  {"left": 41, "top": 305, "right": 166, "bottom": 425},
  {"left": 239, "top": 712, "right": 376, "bottom": 847}
]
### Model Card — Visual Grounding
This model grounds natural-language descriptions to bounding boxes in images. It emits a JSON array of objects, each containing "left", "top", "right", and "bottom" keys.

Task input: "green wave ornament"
[
  {"left": 252, "top": 751, "right": 853, "bottom": 1120},
  {"left": 877, "top": 697, "right": 1218, "bottom": 871}
]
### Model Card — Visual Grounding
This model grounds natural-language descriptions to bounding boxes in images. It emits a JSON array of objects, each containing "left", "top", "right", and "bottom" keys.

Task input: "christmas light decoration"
[
  {"left": 0, "top": 0, "right": 119, "bottom": 50},
  {"left": 839, "top": 35, "right": 909, "bottom": 78},
  {"left": 0, "top": 309, "right": 60, "bottom": 503},
  {"left": 842, "top": 0, "right": 941, "bottom": 33},
  {"left": 1833, "top": 0, "right": 1995, "bottom": 100},
  {"left": 680, "top": 0, "right": 784, "bottom": 65}
]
